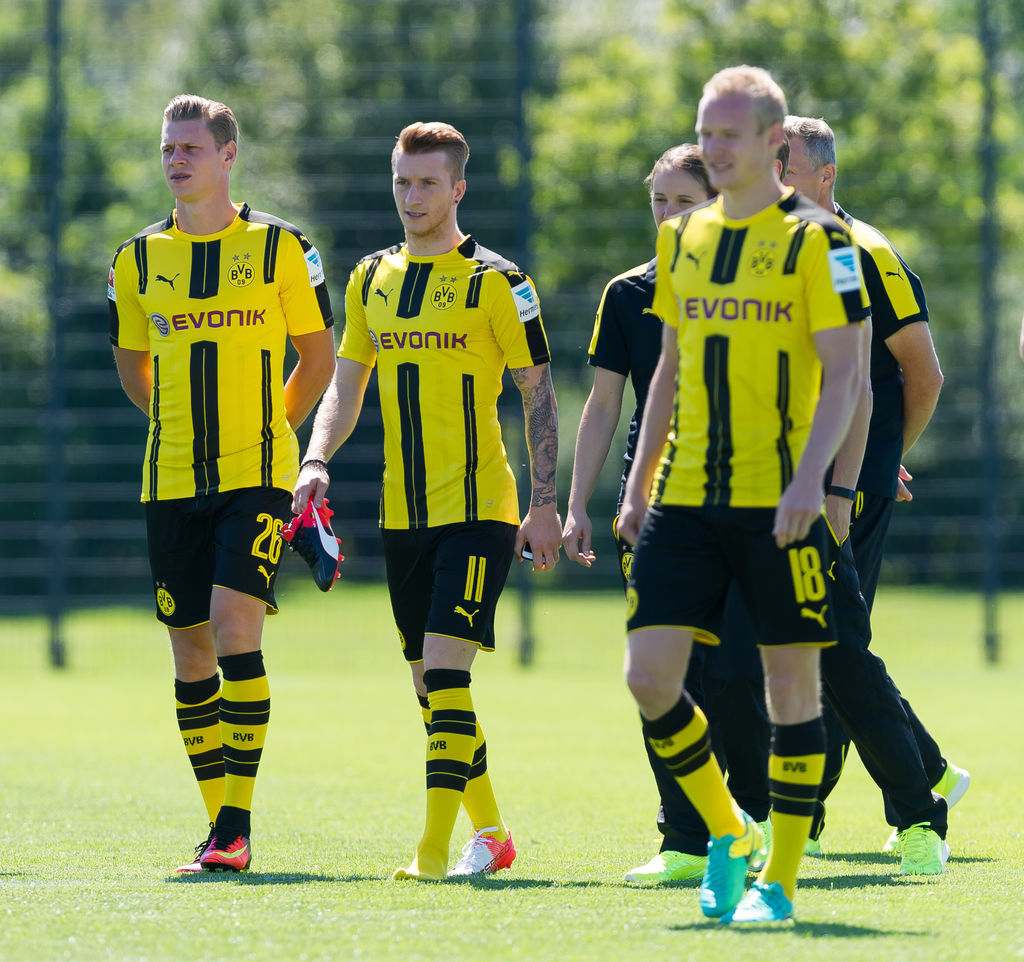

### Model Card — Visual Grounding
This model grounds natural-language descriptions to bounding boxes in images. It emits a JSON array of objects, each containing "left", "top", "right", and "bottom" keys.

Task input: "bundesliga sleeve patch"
[
  {"left": 304, "top": 246, "right": 325, "bottom": 288},
  {"left": 511, "top": 280, "right": 541, "bottom": 323},
  {"left": 107, "top": 266, "right": 117, "bottom": 302},
  {"left": 827, "top": 246, "right": 862, "bottom": 294}
]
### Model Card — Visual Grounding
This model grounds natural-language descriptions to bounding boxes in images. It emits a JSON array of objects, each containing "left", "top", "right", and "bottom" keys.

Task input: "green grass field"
[{"left": 1, "top": 584, "right": 1021, "bottom": 961}]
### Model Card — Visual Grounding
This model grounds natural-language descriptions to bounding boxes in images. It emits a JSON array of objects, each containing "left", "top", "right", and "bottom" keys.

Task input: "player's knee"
[
  {"left": 625, "top": 661, "right": 678, "bottom": 714},
  {"left": 763, "top": 671, "right": 820, "bottom": 725}
]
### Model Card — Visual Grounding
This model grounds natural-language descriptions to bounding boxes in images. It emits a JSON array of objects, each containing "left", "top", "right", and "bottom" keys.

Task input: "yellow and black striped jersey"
[
  {"left": 108, "top": 204, "right": 334, "bottom": 501},
  {"left": 339, "top": 235, "right": 550, "bottom": 529},
  {"left": 651, "top": 189, "right": 870, "bottom": 508}
]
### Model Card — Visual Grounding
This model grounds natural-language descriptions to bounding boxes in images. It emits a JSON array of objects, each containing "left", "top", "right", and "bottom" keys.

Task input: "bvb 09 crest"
[
  {"left": 229, "top": 255, "right": 256, "bottom": 289},
  {"left": 156, "top": 586, "right": 176, "bottom": 616},
  {"left": 625, "top": 586, "right": 639, "bottom": 620},
  {"left": 749, "top": 246, "right": 776, "bottom": 277},
  {"left": 431, "top": 283, "right": 458, "bottom": 310}
]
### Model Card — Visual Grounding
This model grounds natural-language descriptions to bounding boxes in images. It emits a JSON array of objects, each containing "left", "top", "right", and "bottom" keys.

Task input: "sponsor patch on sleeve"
[
  {"left": 304, "top": 246, "right": 325, "bottom": 288},
  {"left": 827, "top": 246, "right": 862, "bottom": 294},
  {"left": 511, "top": 280, "right": 540, "bottom": 323},
  {"left": 107, "top": 266, "right": 117, "bottom": 302}
]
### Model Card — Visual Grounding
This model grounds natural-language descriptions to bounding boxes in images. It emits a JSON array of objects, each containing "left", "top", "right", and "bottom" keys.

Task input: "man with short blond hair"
[
  {"left": 618, "top": 65, "right": 870, "bottom": 924},
  {"left": 294, "top": 120, "right": 561, "bottom": 881},
  {"left": 109, "top": 93, "right": 336, "bottom": 874}
]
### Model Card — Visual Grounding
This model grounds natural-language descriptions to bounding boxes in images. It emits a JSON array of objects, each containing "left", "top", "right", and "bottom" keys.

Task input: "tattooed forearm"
[{"left": 510, "top": 364, "right": 559, "bottom": 507}]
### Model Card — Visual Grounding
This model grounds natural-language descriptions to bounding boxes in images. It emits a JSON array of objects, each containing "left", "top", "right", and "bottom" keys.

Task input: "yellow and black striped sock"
[
  {"left": 174, "top": 673, "right": 224, "bottom": 823},
  {"left": 418, "top": 691, "right": 505, "bottom": 844},
  {"left": 644, "top": 694, "right": 744, "bottom": 839},
  {"left": 763, "top": 718, "right": 826, "bottom": 899},
  {"left": 216, "top": 650, "right": 270, "bottom": 835},
  {"left": 413, "top": 668, "right": 477, "bottom": 878},
  {"left": 461, "top": 720, "right": 507, "bottom": 842}
]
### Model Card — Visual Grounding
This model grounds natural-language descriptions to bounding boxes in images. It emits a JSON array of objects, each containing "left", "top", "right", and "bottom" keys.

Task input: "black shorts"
[
  {"left": 626, "top": 503, "right": 836, "bottom": 648},
  {"left": 381, "top": 521, "right": 517, "bottom": 662},
  {"left": 145, "top": 487, "right": 292, "bottom": 629}
]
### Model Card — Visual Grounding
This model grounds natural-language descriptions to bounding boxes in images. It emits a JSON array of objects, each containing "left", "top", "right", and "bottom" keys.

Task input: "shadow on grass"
[
  {"left": 167, "top": 872, "right": 367, "bottom": 885},
  {"left": 168, "top": 873, "right": 600, "bottom": 889},
  {"left": 798, "top": 856, "right": 991, "bottom": 881},
  {"left": 417, "top": 876, "right": 606, "bottom": 890},
  {"left": 670, "top": 919, "right": 901, "bottom": 938},
  {"left": 798, "top": 872, "right": 913, "bottom": 891}
]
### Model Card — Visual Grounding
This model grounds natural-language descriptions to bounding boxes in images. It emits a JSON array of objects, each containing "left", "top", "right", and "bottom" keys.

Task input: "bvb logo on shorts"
[
  {"left": 398, "top": 628, "right": 407, "bottom": 652},
  {"left": 431, "top": 283, "right": 458, "bottom": 310},
  {"left": 228, "top": 259, "right": 256, "bottom": 289},
  {"left": 625, "top": 586, "right": 639, "bottom": 620},
  {"left": 621, "top": 548, "right": 634, "bottom": 583},
  {"left": 156, "top": 587, "right": 176, "bottom": 617}
]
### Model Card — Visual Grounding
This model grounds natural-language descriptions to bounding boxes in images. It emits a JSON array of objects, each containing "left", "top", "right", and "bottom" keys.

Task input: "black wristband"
[
  {"left": 827, "top": 485, "right": 856, "bottom": 501},
  {"left": 301, "top": 458, "right": 329, "bottom": 472}
]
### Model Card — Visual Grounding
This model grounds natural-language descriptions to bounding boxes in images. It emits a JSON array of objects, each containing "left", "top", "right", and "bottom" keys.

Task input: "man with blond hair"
[
  {"left": 618, "top": 66, "right": 870, "bottom": 924},
  {"left": 294, "top": 121, "right": 561, "bottom": 881},
  {"left": 109, "top": 94, "right": 336, "bottom": 873}
]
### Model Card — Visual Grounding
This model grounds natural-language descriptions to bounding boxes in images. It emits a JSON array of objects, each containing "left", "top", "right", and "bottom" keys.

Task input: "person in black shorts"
[
  {"left": 618, "top": 66, "right": 870, "bottom": 925},
  {"left": 563, "top": 143, "right": 789, "bottom": 882},
  {"left": 293, "top": 121, "right": 561, "bottom": 880},
  {"left": 109, "top": 94, "right": 336, "bottom": 873}
]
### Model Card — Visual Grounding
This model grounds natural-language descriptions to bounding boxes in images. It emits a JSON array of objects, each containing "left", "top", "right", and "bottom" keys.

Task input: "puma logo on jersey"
[
  {"left": 258, "top": 565, "right": 273, "bottom": 588},
  {"left": 455, "top": 606, "right": 480, "bottom": 626},
  {"left": 827, "top": 561, "right": 837, "bottom": 581},
  {"left": 375, "top": 287, "right": 392, "bottom": 306},
  {"left": 685, "top": 251, "right": 704, "bottom": 269},
  {"left": 799, "top": 604, "right": 828, "bottom": 629},
  {"left": 886, "top": 268, "right": 903, "bottom": 279},
  {"left": 156, "top": 272, "right": 180, "bottom": 290}
]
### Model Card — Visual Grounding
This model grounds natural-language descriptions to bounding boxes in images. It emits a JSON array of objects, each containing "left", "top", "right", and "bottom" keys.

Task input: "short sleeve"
[
  {"left": 277, "top": 230, "right": 334, "bottom": 337},
  {"left": 108, "top": 246, "right": 151, "bottom": 351},
  {"left": 489, "top": 272, "right": 550, "bottom": 369},
  {"left": 804, "top": 226, "right": 871, "bottom": 334},
  {"left": 652, "top": 222, "right": 681, "bottom": 329},
  {"left": 338, "top": 266, "right": 380, "bottom": 367}
]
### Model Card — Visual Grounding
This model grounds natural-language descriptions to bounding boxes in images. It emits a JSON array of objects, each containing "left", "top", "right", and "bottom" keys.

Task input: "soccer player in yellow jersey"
[
  {"left": 109, "top": 95, "right": 336, "bottom": 873},
  {"left": 293, "top": 122, "right": 560, "bottom": 880},
  {"left": 617, "top": 67, "right": 870, "bottom": 924},
  {"left": 564, "top": 144, "right": 790, "bottom": 885}
]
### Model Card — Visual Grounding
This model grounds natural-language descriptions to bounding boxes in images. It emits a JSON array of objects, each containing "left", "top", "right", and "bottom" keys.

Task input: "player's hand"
[
  {"left": 896, "top": 464, "right": 913, "bottom": 502},
  {"left": 824, "top": 493, "right": 853, "bottom": 544},
  {"left": 561, "top": 508, "right": 596, "bottom": 567},
  {"left": 616, "top": 495, "right": 646, "bottom": 548},
  {"left": 773, "top": 473, "right": 824, "bottom": 548},
  {"left": 516, "top": 504, "right": 562, "bottom": 571},
  {"left": 292, "top": 460, "right": 331, "bottom": 514}
]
